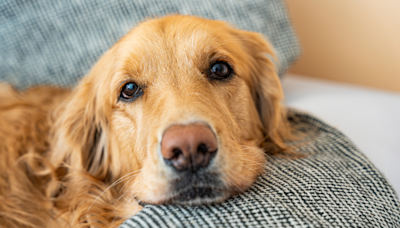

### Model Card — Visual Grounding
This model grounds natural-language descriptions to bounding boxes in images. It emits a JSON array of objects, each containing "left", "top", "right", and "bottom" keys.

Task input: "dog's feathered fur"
[{"left": 0, "top": 15, "right": 299, "bottom": 227}]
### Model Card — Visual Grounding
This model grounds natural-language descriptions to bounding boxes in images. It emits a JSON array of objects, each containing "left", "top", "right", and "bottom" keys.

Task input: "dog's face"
[{"left": 51, "top": 16, "right": 287, "bottom": 206}]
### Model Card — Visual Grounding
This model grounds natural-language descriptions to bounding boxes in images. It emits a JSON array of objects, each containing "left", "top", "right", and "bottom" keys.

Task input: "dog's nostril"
[
  {"left": 197, "top": 143, "right": 208, "bottom": 154},
  {"left": 172, "top": 148, "right": 182, "bottom": 158}
]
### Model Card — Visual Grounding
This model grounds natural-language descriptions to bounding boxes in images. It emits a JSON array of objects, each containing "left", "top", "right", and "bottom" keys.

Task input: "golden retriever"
[{"left": 0, "top": 15, "right": 298, "bottom": 227}]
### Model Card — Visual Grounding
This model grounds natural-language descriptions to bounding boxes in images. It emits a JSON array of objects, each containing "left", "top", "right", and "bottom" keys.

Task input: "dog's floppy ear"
[
  {"left": 50, "top": 51, "right": 115, "bottom": 179},
  {"left": 230, "top": 29, "right": 291, "bottom": 155}
]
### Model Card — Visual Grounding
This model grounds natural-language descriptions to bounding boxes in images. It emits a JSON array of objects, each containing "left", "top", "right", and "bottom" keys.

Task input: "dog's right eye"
[{"left": 119, "top": 82, "right": 141, "bottom": 101}]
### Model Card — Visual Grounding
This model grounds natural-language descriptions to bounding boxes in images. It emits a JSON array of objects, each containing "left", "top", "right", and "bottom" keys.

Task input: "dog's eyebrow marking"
[{"left": 117, "top": 79, "right": 147, "bottom": 90}]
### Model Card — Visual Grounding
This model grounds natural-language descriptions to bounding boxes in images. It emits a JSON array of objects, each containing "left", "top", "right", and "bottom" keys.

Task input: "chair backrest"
[{"left": 0, "top": 0, "right": 300, "bottom": 90}]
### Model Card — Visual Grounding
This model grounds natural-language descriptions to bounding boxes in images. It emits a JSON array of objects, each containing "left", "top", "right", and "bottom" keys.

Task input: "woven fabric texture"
[
  {"left": 120, "top": 109, "right": 400, "bottom": 228},
  {"left": 0, "top": 0, "right": 300, "bottom": 90}
]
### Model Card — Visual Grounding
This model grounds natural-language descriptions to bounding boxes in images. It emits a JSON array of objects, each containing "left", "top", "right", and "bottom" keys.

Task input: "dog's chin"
[
  {"left": 151, "top": 170, "right": 234, "bottom": 206},
  {"left": 164, "top": 186, "right": 231, "bottom": 206}
]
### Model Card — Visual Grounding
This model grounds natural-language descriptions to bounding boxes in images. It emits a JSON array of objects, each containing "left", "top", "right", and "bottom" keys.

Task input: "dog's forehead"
[{"left": 116, "top": 16, "right": 237, "bottom": 81}]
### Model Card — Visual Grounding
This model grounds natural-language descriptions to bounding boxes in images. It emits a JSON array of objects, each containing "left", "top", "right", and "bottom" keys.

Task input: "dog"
[{"left": 0, "top": 15, "right": 299, "bottom": 227}]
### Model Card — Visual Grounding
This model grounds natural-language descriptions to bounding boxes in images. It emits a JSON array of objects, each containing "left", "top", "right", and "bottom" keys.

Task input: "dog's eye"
[
  {"left": 209, "top": 62, "right": 232, "bottom": 80},
  {"left": 120, "top": 82, "right": 141, "bottom": 101}
]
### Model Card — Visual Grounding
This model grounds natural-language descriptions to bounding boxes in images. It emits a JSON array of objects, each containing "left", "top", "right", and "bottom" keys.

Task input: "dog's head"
[{"left": 51, "top": 15, "right": 289, "bottom": 205}]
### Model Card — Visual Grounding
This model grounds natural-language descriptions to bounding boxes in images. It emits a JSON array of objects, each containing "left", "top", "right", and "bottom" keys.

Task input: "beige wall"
[{"left": 285, "top": 0, "right": 400, "bottom": 92}]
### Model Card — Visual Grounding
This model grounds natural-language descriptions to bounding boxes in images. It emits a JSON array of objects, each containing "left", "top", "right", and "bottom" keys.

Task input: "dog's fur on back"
[{"left": 0, "top": 15, "right": 298, "bottom": 227}]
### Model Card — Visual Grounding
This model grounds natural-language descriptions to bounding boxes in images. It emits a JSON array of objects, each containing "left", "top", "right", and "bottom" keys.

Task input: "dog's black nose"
[{"left": 161, "top": 124, "right": 217, "bottom": 171}]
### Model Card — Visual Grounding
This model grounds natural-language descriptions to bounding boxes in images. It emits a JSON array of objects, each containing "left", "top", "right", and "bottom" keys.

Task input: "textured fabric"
[
  {"left": 120, "top": 109, "right": 400, "bottom": 228},
  {"left": 0, "top": 0, "right": 300, "bottom": 90},
  {"left": 282, "top": 73, "right": 400, "bottom": 194}
]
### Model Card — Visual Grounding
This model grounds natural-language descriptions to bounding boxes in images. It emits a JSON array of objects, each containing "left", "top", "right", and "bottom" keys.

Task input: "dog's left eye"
[
  {"left": 120, "top": 82, "right": 141, "bottom": 101},
  {"left": 208, "top": 62, "right": 232, "bottom": 80}
]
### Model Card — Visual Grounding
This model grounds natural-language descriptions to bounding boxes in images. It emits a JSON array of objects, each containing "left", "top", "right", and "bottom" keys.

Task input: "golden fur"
[{"left": 0, "top": 15, "right": 299, "bottom": 227}]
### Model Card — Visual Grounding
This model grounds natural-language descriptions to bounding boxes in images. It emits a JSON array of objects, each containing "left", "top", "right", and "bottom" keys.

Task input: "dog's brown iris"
[
  {"left": 121, "top": 82, "right": 140, "bottom": 100},
  {"left": 209, "top": 62, "right": 231, "bottom": 79}
]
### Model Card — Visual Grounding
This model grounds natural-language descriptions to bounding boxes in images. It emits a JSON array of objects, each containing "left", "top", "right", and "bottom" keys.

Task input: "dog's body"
[{"left": 0, "top": 15, "right": 297, "bottom": 227}]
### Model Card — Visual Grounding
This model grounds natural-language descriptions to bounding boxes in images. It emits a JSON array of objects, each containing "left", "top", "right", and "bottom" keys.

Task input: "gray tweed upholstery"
[
  {"left": 0, "top": 0, "right": 300, "bottom": 90},
  {"left": 120, "top": 109, "right": 400, "bottom": 228}
]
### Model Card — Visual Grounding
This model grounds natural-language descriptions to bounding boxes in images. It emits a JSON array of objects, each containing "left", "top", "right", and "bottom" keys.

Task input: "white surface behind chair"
[{"left": 282, "top": 73, "right": 400, "bottom": 195}]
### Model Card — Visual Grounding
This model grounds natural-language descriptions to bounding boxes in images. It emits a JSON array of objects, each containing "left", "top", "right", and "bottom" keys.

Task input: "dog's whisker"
[
  {"left": 117, "top": 188, "right": 137, "bottom": 204},
  {"left": 126, "top": 187, "right": 146, "bottom": 205},
  {"left": 116, "top": 179, "right": 146, "bottom": 205},
  {"left": 119, "top": 172, "right": 142, "bottom": 194},
  {"left": 88, "top": 169, "right": 142, "bottom": 212}
]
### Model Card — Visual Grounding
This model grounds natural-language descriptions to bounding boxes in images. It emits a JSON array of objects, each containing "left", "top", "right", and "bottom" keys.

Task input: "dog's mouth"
[{"left": 163, "top": 171, "right": 230, "bottom": 205}]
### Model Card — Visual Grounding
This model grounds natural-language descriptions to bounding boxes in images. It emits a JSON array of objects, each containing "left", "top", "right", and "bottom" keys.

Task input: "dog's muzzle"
[{"left": 161, "top": 124, "right": 224, "bottom": 204}]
